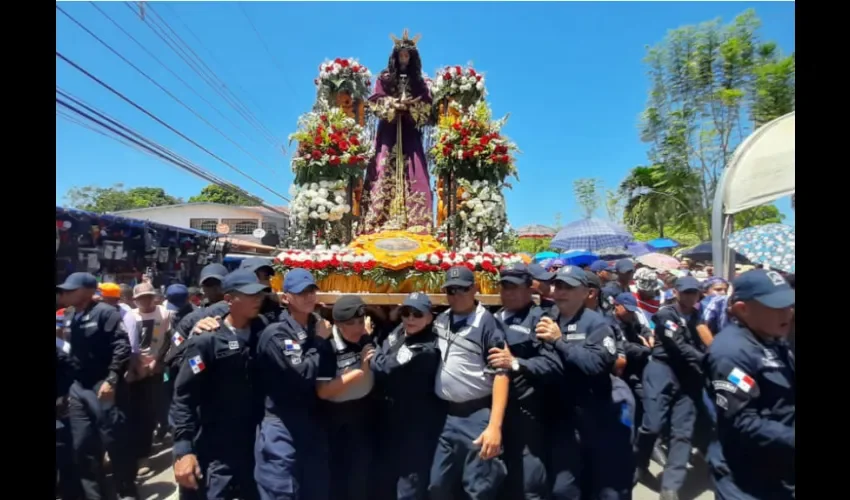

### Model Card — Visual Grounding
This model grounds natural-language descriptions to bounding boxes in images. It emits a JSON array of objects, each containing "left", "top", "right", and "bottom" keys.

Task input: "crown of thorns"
[{"left": 390, "top": 28, "right": 421, "bottom": 49}]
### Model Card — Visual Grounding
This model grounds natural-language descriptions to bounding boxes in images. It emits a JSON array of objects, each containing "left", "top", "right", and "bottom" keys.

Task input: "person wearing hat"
[
  {"left": 309, "top": 295, "right": 379, "bottom": 500},
  {"left": 634, "top": 276, "right": 708, "bottom": 499},
  {"left": 487, "top": 263, "right": 561, "bottom": 499},
  {"left": 253, "top": 268, "right": 334, "bottom": 500},
  {"left": 56, "top": 272, "right": 136, "bottom": 499},
  {"left": 156, "top": 284, "right": 195, "bottom": 442},
  {"left": 534, "top": 265, "right": 631, "bottom": 499},
  {"left": 528, "top": 263, "right": 556, "bottom": 312},
  {"left": 589, "top": 259, "right": 615, "bottom": 284},
  {"left": 175, "top": 263, "right": 231, "bottom": 338},
  {"left": 370, "top": 292, "right": 443, "bottom": 499},
  {"left": 171, "top": 269, "right": 268, "bottom": 499},
  {"left": 123, "top": 282, "right": 175, "bottom": 474},
  {"left": 609, "top": 293, "right": 654, "bottom": 435},
  {"left": 429, "top": 266, "right": 510, "bottom": 499},
  {"left": 240, "top": 257, "right": 284, "bottom": 324},
  {"left": 98, "top": 282, "right": 123, "bottom": 310},
  {"left": 705, "top": 269, "right": 795, "bottom": 499},
  {"left": 608, "top": 259, "right": 636, "bottom": 296},
  {"left": 56, "top": 318, "right": 83, "bottom": 500}
]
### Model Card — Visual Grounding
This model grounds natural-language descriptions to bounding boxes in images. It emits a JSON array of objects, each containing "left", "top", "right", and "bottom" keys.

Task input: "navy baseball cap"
[
  {"left": 443, "top": 266, "right": 475, "bottom": 289},
  {"left": 166, "top": 284, "right": 189, "bottom": 308},
  {"left": 527, "top": 263, "right": 555, "bottom": 282},
  {"left": 601, "top": 283, "right": 620, "bottom": 307},
  {"left": 614, "top": 259, "right": 635, "bottom": 274},
  {"left": 240, "top": 257, "right": 276, "bottom": 275},
  {"left": 499, "top": 263, "right": 532, "bottom": 285},
  {"left": 200, "top": 263, "right": 228, "bottom": 285},
  {"left": 553, "top": 265, "right": 589, "bottom": 287},
  {"left": 584, "top": 270, "right": 602, "bottom": 289},
  {"left": 283, "top": 269, "right": 318, "bottom": 294},
  {"left": 590, "top": 260, "right": 613, "bottom": 273},
  {"left": 675, "top": 276, "right": 701, "bottom": 292},
  {"left": 223, "top": 269, "right": 270, "bottom": 295},
  {"left": 614, "top": 292, "right": 639, "bottom": 312},
  {"left": 57, "top": 272, "right": 98, "bottom": 292},
  {"left": 731, "top": 269, "right": 795, "bottom": 309},
  {"left": 402, "top": 292, "right": 432, "bottom": 313},
  {"left": 332, "top": 295, "right": 366, "bottom": 322}
]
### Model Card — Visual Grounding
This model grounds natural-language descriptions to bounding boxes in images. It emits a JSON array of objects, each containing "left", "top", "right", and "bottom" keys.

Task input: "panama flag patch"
[
  {"left": 727, "top": 367, "right": 755, "bottom": 393},
  {"left": 189, "top": 355, "right": 206, "bottom": 374},
  {"left": 172, "top": 332, "right": 184, "bottom": 347}
]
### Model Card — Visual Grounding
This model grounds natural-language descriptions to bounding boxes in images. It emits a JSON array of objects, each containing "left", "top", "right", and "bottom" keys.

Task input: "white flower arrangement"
[
  {"left": 288, "top": 180, "right": 351, "bottom": 225},
  {"left": 412, "top": 248, "right": 524, "bottom": 274},
  {"left": 456, "top": 178, "right": 508, "bottom": 239},
  {"left": 315, "top": 58, "right": 372, "bottom": 100},
  {"left": 430, "top": 64, "right": 486, "bottom": 105}
]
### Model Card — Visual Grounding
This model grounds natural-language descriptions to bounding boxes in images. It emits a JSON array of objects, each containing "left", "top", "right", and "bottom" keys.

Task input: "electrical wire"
[
  {"left": 236, "top": 2, "right": 298, "bottom": 98},
  {"left": 55, "top": 50, "right": 291, "bottom": 203},
  {"left": 56, "top": 90, "right": 288, "bottom": 217},
  {"left": 56, "top": 4, "right": 279, "bottom": 177}
]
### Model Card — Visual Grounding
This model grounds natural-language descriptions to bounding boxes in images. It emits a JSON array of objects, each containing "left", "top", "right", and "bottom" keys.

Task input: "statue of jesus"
[{"left": 361, "top": 29, "right": 433, "bottom": 234}]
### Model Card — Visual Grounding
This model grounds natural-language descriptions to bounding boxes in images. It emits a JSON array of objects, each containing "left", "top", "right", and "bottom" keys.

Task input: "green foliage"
[
  {"left": 735, "top": 205, "right": 785, "bottom": 229},
  {"left": 573, "top": 178, "right": 603, "bottom": 218},
  {"left": 188, "top": 184, "right": 258, "bottom": 205},
  {"left": 515, "top": 238, "right": 553, "bottom": 255},
  {"left": 626, "top": 9, "right": 795, "bottom": 240},
  {"left": 64, "top": 183, "right": 182, "bottom": 213}
]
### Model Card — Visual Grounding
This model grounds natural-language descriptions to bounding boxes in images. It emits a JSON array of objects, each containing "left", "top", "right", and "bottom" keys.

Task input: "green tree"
[
  {"left": 188, "top": 184, "right": 258, "bottom": 205},
  {"left": 628, "top": 9, "right": 794, "bottom": 240},
  {"left": 64, "top": 183, "right": 182, "bottom": 212},
  {"left": 735, "top": 205, "right": 785, "bottom": 229},
  {"left": 573, "top": 178, "right": 603, "bottom": 218},
  {"left": 515, "top": 238, "right": 553, "bottom": 255}
]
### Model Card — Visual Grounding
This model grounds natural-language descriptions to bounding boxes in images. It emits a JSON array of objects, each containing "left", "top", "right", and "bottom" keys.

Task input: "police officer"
[
  {"left": 176, "top": 264, "right": 230, "bottom": 336},
  {"left": 170, "top": 269, "right": 265, "bottom": 499},
  {"left": 254, "top": 269, "right": 333, "bottom": 500},
  {"left": 239, "top": 257, "right": 284, "bottom": 324},
  {"left": 58, "top": 272, "right": 136, "bottom": 500},
  {"left": 589, "top": 260, "right": 614, "bottom": 285},
  {"left": 429, "top": 266, "right": 510, "bottom": 499},
  {"left": 608, "top": 293, "right": 653, "bottom": 438},
  {"left": 527, "top": 263, "right": 555, "bottom": 312},
  {"left": 535, "top": 266, "right": 630, "bottom": 499},
  {"left": 634, "top": 276, "right": 706, "bottom": 500},
  {"left": 371, "top": 293, "right": 444, "bottom": 500},
  {"left": 607, "top": 259, "right": 635, "bottom": 295},
  {"left": 56, "top": 334, "right": 82, "bottom": 500},
  {"left": 317, "top": 295, "right": 378, "bottom": 500},
  {"left": 488, "top": 263, "right": 561, "bottom": 500},
  {"left": 706, "top": 270, "right": 795, "bottom": 499}
]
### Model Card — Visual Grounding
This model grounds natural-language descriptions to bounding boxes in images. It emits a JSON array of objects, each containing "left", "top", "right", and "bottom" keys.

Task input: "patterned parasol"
[
  {"left": 636, "top": 252, "right": 681, "bottom": 271},
  {"left": 517, "top": 224, "right": 556, "bottom": 239},
  {"left": 728, "top": 224, "right": 795, "bottom": 273},
  {"left": 550, "top": 218, "right": 633, "bottom": 252}
]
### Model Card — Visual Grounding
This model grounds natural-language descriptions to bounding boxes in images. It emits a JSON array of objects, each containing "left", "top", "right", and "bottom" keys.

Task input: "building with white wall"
[{"left": 112, "top": 203, "right": 289, "bottom": 246}]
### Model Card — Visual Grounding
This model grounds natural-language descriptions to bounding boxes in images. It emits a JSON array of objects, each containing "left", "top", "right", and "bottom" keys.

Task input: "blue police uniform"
[
  {"left": 253, "top": 268, "right": 332, "bottom": 500},
  {"left": 371, "top": 295, "right": 444, "bottom": 500},
  {"left": 322, "top": 295, "right": 379, "bottom": 500},
  {"left": 429, "top": 267, "right": 509, "bottom": 500},
  {"left": 496, "top": 303, "right": 562, "bottom": 500},
  {"left": 634, "top": 276, "right": 706, "bottom": 495},
  {"left": 60, "top": 273, "right": 136, "bottom": 500},
  {"left": 56, "top": 337, "right": 83, "bottom": 500},
  {"left": 705, "top": 270, "right": 795, "bottom": 499},
  {"left": 545, "top": 266, "right": 631, "bottom": 500},
  {"left": 240, "top": 258, "right": 284, "bottom": 325}
]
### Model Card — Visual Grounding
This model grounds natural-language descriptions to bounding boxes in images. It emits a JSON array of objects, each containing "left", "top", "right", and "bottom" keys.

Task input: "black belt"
[{"left": 445, "top": 397, "right": 490, "bottom": 417}]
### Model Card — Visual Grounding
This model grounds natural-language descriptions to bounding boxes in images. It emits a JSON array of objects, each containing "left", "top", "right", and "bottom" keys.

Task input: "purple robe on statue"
[{"left": 362, "top": 73, "right": 433, "bottom": 234}]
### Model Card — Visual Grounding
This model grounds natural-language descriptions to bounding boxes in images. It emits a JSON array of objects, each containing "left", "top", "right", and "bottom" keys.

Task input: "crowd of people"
[{"left": 55, "top": 255, "right": 795, "bottom": 500}]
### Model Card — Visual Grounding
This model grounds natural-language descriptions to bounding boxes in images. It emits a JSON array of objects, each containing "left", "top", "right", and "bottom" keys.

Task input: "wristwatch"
[{"left": 510, "top": 358, "right": 520, "bottom": 372}]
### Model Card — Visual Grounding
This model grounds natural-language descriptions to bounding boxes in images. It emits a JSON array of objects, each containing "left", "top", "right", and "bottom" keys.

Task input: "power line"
[
  {"left": 237, "top": 2, "right": 298, "bottom": 97},
  {"left": 56, "top": 89, "right": 288, "bottom": 216},
  {"left": 132, "top": 1, "right": 285, "bottom": 153},
  {"left": 56, "top": 3, "right": 279, "bottom": 177},
  {"left": 55, "top": 50, "right": 291, "bottom": 203},
  {"left": 87, "top": 1, "right": 275, "bottom": 163}
]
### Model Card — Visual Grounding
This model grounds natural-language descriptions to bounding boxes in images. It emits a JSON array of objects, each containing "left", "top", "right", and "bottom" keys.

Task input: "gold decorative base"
[{"left": 348, "top": 230, "right": 444, "bottom": 270}]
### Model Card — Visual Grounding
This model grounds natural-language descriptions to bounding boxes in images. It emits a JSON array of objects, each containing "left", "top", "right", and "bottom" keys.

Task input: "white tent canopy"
[{"left": 712, "top": 112, "right": 795, "bottom": 277}]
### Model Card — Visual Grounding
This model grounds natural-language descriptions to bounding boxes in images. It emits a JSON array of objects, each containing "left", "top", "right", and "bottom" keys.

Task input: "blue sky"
[{"left": 56, "top": 1, "right": 795, "bottom": 228}]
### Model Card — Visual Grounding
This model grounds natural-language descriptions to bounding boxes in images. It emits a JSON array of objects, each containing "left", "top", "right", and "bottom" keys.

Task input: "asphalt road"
[{"left": 138, "top": 446, "right": 714, "bottom": 500}]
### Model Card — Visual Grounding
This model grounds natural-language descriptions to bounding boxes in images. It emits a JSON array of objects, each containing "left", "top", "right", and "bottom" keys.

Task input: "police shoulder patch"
[{"left": 603, "top": 336, "right": 616, "bottom": 355}]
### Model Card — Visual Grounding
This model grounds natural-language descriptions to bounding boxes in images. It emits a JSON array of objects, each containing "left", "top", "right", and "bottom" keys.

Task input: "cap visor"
[
  {"left": 134, "top": 291, "right": 157, "bottom": 299},
  {"left": 499, "top": 275, "right": 527, "bottom": 285},
  {"left": 286, "top": 282, "right": 318, "bottom": 294},
  {"left": 441, "top": 279, "right": 474, "bottom": 289},
  {"left": 677, "top": 287, "right": 699, "bottom": 293},
  {"left": 200, "top": 275, "right": 225, "bottom": 285},
  {"left": 233, "top": 283, "right": 271, "bottom": 295},
  {"left": 56, "top": 283, "right": 79, "bottom": 292},
  {"left": 402, "top": 302, "right": 431, "bottom": 313},
  {"left": 623, "top": 304, "right": 639, "bottom": 313},
  {"left": 553, "top": 277, "right": 583, "bottom": 287},
  {"left": 755, "top": 289, "right": 795, "bottom": 309},
  {"left": 532, "top": 272, "right": 555, "bottom": 282}
]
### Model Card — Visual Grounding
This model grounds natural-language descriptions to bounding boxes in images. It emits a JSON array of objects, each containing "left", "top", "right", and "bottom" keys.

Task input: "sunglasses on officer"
[
  {"left": 445, "top": 286, "right": 472, "bottom": 296},
  {"left": 400, "top": 307, "right": 425, "bottom": 319}
]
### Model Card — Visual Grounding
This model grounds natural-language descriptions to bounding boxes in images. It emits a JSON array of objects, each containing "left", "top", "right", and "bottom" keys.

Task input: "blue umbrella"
[
  {"left": 550, "top": 218, "right": 633, "bottom": 252},
  {"left": 560, "top": 250, "right": 599, "bottom": 267},
  {"left": 647, "top": 237, "right": 680, "bottom": 249},
  {"left": 627, "top": 242, "right": 654, "bottom": 257},
  {"left": 533, "top": 251, "right": 559, "bottom": 262},
  {"left": 728, "top": 224, "right": 795, "bottom": 273}
]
